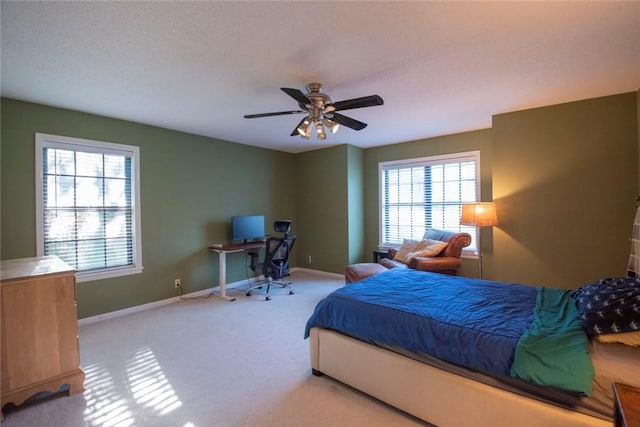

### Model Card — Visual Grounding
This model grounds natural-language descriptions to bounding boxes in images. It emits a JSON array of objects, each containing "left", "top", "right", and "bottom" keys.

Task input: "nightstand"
[
  {"left": 613, "top": 382, "right": 640, "bottom": 427},
  {"left": 373, "top": 249, "right": 389, "bottom": 263}
]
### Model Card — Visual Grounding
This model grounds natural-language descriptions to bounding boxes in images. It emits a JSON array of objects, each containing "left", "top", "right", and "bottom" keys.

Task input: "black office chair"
[{"left": 246, "top": 220, "right": 296, "bottom": 300}]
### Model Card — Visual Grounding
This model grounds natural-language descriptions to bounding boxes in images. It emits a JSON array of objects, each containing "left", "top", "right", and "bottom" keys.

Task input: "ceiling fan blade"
[
  {"left": 330, "top": 112, "right": 368, "bottom": 131},
  {"left": 330, "top": 95, "right": 384, "bottom": 112},
  {"left": 244, "top": 110, "right": 305, "bottom": 119},
  {"left": 281, "top": 87, "right": 312, "bottom": 105}
]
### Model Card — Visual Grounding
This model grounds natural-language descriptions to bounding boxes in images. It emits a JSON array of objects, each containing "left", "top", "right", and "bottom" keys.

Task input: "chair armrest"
[
  {"left": 441, "top": 233, "right": 472, "bottom": 258},
  {"left": 379, "top": 258, "right": 409, "bottom": 269},
  {"left": 387, "top": 248, "right": 398, "bottom": 258},
  {"left": 410, "top": 256, "right": 461, "bottom": 271}
]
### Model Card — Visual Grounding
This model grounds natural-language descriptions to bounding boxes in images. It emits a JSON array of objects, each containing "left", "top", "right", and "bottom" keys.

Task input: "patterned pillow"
[
  {"left": 409, "top": 239, "right": 449, "bottom": 259},
  {"left": 394, "top": 239, "right": 449, "bottom": 264},
  {"left": 393, "top": 239, "right": 422, "bottom": 264},
  {"left": 573, "top": 277, "right": 640, "bottom": 336}
]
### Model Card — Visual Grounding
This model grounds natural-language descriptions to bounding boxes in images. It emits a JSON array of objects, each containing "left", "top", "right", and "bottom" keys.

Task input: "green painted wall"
[
  {"left": 492, "top": 92, "right": 638, "bottom": 289},
  {"left": 347, "top": 145, "right": 365, "bottom": 264},
  {"left": 1, "top": 98, "right": 296, "bottom": 318},
  {"left": 295, "top": 144, "right": 350, "bottom": 274},
  {"left": 363, "top": 129, "right": 494, "bottom": 276}
]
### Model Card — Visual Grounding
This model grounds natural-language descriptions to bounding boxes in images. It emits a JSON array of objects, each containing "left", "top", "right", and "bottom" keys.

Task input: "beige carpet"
[{"left": 2, "top": 270, "right": 426, "bottom": 427}]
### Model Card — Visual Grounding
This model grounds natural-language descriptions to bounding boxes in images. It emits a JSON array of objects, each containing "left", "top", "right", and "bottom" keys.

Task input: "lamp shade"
[{"left": 460, "top": 202, "right": 498, "bottom": 227}]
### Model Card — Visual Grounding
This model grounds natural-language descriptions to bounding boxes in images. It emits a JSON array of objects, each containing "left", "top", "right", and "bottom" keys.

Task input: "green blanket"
[{"left": 511, "top": 287, "right": 594, "bottom": 396}]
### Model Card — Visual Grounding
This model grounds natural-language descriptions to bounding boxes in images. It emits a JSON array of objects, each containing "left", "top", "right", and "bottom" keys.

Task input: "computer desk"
[{"left": 208, "top": 242, "right": 265, "bottom": 301}]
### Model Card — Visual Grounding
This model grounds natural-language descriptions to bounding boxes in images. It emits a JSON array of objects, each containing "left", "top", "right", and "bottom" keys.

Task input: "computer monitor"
[{"left": 231, "top": 215, "right": 265, "bottom": 244}]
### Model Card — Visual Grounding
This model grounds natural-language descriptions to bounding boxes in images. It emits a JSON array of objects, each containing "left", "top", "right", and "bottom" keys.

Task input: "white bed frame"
[{"left": 309, "top": 327, "right": 609, "bottom": 427}]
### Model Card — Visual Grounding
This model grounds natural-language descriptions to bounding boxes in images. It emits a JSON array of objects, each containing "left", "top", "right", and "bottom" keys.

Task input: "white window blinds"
[
  {"left": 36, "top": 133, "right": 142, "bottom": 282},
  {"left": 379, "top": 151, "right": 479, "bottom": 250}
]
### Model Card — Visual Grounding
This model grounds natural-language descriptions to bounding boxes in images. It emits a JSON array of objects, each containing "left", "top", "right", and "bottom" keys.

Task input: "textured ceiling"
[{"left": 1, "top": 1, "right": 639, "bottom": 153}]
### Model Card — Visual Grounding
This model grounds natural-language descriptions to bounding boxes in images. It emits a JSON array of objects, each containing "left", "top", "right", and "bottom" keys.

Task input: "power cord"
[
  {"left": 245, "top": 252, "right": 256, "bottom": 286},
  {"left": 177, "top": 282, "right": 215, "bottom": 300}
]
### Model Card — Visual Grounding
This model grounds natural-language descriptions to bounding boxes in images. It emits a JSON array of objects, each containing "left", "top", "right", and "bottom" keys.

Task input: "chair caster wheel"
[
  {"left": 289, "top": 290, "right": 294, "bottom": 295},
  {"left": 246, "top": 292, "right": 251, "bottom": 297},
  {"left": 266, "top": 296, "right": 271, "bottom": 301}
]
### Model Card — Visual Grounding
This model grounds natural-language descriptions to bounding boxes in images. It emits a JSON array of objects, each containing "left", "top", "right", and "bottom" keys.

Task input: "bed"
[{"left": 305, "top": 268, "right": 640, "bottom": 427}]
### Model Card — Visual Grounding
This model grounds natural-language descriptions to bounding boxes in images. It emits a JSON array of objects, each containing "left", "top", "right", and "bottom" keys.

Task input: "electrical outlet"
[
  {"left": 174, "top": 278, "right": 181, "bottom": 289},
  {"left": 305, "top": 255, "right": 312, "bottom": 264}
]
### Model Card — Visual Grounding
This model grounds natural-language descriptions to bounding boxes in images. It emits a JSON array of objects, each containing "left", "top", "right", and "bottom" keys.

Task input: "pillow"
[
  {"left": 393, "top": 239, "right": 421, "bottom": 264},
  {"left": 409, "top": 239, "right": 449, "bottom": 259},
  {"left": 596, "top": 331, "right": 640, "bottom": 347},
  {"left": 394, "top": 239, "right": 449, "bottom": 264},
  {"left": 572, "top": 277, "right": 640, "bottom": 336}
]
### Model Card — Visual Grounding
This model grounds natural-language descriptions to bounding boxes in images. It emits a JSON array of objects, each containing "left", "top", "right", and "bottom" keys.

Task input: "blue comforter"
[{"left": 305, "top": 268, "right": 593, "bottom": 395}]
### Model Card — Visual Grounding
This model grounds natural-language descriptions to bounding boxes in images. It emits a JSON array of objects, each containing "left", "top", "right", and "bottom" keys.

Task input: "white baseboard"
[
  {"left": 291, "top": 266, "right": 345, "bottom": 280},
  {"left": 78, "top": 268, "right": 345, "bottom": 326},
  {"left": 78, "top": 278, "right": 248, "bottom": 326}
]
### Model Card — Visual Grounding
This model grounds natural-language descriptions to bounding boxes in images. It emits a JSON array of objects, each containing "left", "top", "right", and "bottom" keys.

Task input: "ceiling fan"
[{"left": 243, "top": 83, "right": 383, "bottom": 140}]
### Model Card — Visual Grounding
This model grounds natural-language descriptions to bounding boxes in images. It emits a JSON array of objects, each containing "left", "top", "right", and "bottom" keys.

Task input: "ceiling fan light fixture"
[
  {"left": 298, "top": 129, "right": 311, "bottom": 139},
  {"left": 297, "top": 118, "right": 312, "bottom": 138},
  {"left": 316, "top": 123, "right": 326, "bottom": 140},
  {"left": 322, "top": 118, "right": 340, "bottom": 134},
  {"left": 300, "top": 133, "right": 311, "bottom": 139}
]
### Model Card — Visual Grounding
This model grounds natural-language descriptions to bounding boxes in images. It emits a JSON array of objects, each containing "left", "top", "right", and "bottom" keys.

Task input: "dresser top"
[{"left": 1, "top": 256, "right": 75, "bottom": 281}]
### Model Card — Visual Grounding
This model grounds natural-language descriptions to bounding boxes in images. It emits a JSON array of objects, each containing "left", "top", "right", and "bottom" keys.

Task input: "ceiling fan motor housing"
[{"left": 302, "top": 83, "right": 333, "bottom": 120}]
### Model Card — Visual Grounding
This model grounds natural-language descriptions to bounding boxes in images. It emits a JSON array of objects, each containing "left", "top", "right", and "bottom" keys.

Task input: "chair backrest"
[
  {"left": 262, "top": 235, "right": 296, "bottom": 280},
  {"left": 273, "top": 220, "right": 292, "bottom": 237}
]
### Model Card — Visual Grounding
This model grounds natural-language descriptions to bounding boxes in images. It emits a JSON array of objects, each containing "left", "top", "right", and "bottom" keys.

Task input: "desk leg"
[{"left": 217, "top": 251, "right": 236, "bottom": 301}]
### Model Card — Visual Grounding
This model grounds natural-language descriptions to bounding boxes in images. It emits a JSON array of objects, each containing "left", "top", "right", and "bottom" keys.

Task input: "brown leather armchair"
[{"left": 379, "top": 229, "right": 472, "bottom": 276}]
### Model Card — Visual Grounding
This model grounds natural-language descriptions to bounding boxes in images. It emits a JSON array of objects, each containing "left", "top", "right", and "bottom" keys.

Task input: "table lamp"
[{"left": 460, "top": 202, "right": 498, "bottom": 279}]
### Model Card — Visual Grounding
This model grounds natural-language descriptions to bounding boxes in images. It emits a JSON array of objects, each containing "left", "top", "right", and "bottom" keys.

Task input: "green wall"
[
  {"left": 492, "top": 92, "right": 638, "bottom": 288},
  {"left": 292, "top": 143, "right": 365, "bottom": 274},
  {"left": 294, "top": 144, "right": 350, "bottom": 274},
  {"left": 347, "top": 145, "right": 365, "bottom": 264},
  {"left": 1, "top": 98, "right": 296, "bottom": 318}
]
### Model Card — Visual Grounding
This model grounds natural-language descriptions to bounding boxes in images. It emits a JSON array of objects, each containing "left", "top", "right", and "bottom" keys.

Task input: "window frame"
[
  {"left": 35, "top": 133, "right": 143, "bottom": 282},
  {"left": 378, "top": 150, "right": 480, "bottom": 256}
]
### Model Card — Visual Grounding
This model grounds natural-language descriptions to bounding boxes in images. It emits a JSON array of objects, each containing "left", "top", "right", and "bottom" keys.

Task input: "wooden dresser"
[{"left": 1, "top": 256, "right": 85, "bottom": 418}]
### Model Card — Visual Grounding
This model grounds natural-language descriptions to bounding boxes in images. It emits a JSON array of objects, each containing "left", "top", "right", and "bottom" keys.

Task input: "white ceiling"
[{"left": 2, "top": 1, "right": 639, "bottom": 154}]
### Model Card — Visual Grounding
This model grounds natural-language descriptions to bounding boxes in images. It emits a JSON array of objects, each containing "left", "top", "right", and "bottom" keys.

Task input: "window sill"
[
  {"left": 460, "top": 252, "right": 478, "bottom": 260},
  {"left": 77, "top": 266, "right": 144, "bottom": 283}
]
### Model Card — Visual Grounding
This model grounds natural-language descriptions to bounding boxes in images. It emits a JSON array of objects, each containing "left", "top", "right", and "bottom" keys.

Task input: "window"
[
  {"left": 379, "top": 151, "right": 480, "bottom": 254},
  {"left": 36, "top": 133, "right": 142, "bottom": 282}
]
